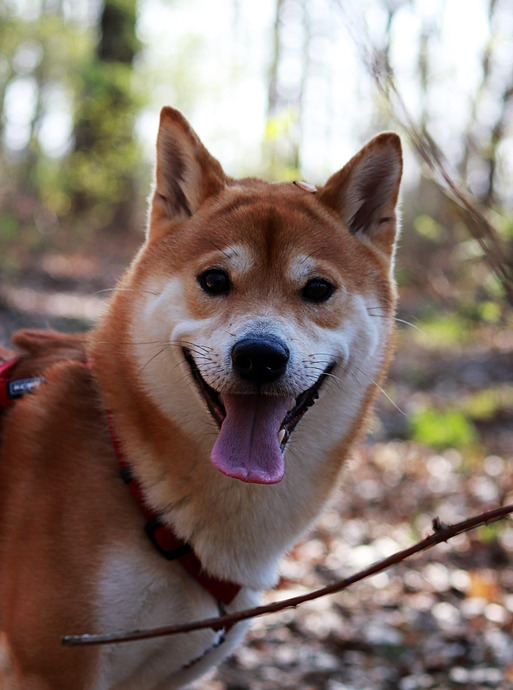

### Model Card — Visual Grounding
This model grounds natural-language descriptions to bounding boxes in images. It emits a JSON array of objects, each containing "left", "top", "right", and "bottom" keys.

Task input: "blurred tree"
[
  {"left": 0, "top": 0, "right": 144, "bottom": 280},
  {"left": 265, "top": 0, "right": 311, "bottom": 180},
  {"left": 67, "top": 0, "right": 142, "bottom": 234},
  {"left": 0, "top": 2, "right": 92, "bottom": 274}
]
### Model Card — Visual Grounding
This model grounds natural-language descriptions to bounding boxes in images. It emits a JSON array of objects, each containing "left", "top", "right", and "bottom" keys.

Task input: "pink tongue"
[{"left": 211, "top": 394, "right": 293, "bottom": 484}]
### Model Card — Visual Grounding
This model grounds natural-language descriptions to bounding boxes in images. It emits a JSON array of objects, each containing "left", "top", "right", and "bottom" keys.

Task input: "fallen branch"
[{"left": 62, "top": 502, "right": 513, "bottom": 648}]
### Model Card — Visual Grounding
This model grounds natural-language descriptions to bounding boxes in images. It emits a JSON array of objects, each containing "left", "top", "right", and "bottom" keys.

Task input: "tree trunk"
[{"left": 70, "top": 0, "right": 140, "bottom": 233}]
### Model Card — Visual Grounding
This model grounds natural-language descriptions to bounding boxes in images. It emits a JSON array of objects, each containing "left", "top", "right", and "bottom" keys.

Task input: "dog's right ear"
[{"left": 148, "top": 107, "right": 227, "bottom": 240}]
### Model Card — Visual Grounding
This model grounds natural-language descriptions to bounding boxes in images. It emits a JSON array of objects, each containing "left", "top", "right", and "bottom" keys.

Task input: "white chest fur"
[{"left": 93, "top": 547, "right": 258, "bottom": 690}]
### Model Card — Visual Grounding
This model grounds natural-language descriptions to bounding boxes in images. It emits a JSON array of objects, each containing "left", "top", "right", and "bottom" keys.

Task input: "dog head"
[{"left": 112, "top": 108, "right": 402, "bottom": 486}]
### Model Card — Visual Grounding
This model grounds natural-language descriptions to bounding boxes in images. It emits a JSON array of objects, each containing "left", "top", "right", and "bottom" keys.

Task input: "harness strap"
[{"left": 106, "top": 413, "right": 242, "bottom": 608}]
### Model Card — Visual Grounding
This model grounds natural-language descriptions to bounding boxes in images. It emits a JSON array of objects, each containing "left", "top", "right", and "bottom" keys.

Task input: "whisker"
[
  {"left": 138, "top": 345, "right": 170, "bottom": 376},
  {"left": 305, "top": 358, "right": 334, "bottom": 367},
  {"left": 368, "top": 313, "right": 424, "bottom": 333},
  {"left": 173, "top": 369, "right": 194, "bottom": 386},
  {"left": 321, "top": 371, "right": 344, "bottom": 389},
  {"left": 339, "top": 365, "right": 361, "bottom": 390},
  {"left": 394, "top": 317, "right": 424, "bottom": 333},
  {"left": 366, "top": 307, "right": 423, "bottom": 334},
  {"left": 169, "top": 340, "right": 213, "bottom": 353},
  {"left": 352, "top": 364, "right": 406, "bottom": 416},
  {"left": 93, "top": 287, "right": 162, "bottom": 297},
  {"left": 217, "top": 328, "right": 238, "bottom": 338},
  {"left": 94, "top": 339, "right": 167, "bottom": 347}
]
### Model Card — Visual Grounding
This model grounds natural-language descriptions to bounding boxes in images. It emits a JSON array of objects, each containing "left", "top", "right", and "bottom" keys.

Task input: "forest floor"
[{"left": 1, "top": 248, "right": 512, "bottom": 690}]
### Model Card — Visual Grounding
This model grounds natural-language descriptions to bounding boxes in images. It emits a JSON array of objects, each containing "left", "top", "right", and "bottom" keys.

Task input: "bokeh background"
[{"left": 1, "top": 1, "right": 512, "bottom": 688}]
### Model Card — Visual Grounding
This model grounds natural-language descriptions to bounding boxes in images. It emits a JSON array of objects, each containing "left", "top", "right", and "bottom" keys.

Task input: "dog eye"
[
  {"left": 198, "top": 268, "right": 231, "bottom": 295},
  {"left": 302, "top": 278, "right": 334, "bottom": 303}
]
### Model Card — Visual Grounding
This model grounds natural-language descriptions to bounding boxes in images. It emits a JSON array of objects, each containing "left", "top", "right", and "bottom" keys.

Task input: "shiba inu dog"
[{"left": 0, "top": 107, "right": 402, "bottom": 689}]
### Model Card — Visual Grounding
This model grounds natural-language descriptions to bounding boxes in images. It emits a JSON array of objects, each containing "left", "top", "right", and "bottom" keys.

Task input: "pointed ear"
[
  {"left": 148, "top": 107, "right": 227, "bottom": 239},
  {"left": 318, "top": 133, "right": 402, "bottom": 264}
]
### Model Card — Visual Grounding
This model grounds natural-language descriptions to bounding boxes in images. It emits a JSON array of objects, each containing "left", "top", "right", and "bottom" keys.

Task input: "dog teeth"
[{"left": 278, "top": 428, "right": 286, "bottom": 445}]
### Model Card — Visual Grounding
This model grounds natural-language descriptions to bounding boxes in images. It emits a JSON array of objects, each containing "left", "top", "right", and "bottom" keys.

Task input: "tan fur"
[{"left": 0, "top": 108, "right": 402, "bottom": 689}]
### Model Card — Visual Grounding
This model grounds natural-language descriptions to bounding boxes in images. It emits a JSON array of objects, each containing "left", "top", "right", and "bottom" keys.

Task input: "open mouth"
[{"left": 183, "top": 347, "right": 335, "bottom": 484}]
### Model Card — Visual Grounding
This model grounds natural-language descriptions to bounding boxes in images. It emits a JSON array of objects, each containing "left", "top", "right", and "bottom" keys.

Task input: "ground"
[
  {"left": 208, "top": 440, "right": 513, "bottom": 689},
  {"left": 1, "top": 250, "right": 512, "bottom": 690}
]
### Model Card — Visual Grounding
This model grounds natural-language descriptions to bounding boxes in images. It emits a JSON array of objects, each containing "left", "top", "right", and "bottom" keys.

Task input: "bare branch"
[
  {"left": 61, "top": 503, "right": 513, "bottom": 648},
  {"left": 331, "top": 0, "right": 513, "bottom": 307}
]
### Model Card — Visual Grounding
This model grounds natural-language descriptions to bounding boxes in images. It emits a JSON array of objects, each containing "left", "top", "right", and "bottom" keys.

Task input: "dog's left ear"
[
  {"left": 318, "top": 133, "right": 402, "bottom": 266},
  {"left": 148, "top": 107, "right": 227, "bottom": 240}
]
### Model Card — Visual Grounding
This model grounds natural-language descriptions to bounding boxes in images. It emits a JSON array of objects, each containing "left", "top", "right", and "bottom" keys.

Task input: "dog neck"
[
  {"left": 105, "top": 407, "right": 241, "bottom": 606},
  {"left": 1, "top": 356, "right": 243, "bottom": 607}
]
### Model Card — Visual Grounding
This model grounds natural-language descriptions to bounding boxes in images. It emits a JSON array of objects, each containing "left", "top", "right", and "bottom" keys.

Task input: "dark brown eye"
[
  {"left": 198, "top": 268, "right": 231, "bottom": 295},
  {"left": 302, "top": 278, "right": 334, "bottom": 303}
]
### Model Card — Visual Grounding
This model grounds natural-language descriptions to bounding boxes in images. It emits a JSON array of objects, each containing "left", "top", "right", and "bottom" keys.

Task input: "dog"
[{"left": 0, "top": 107, "right": 402, "bottom": 689}]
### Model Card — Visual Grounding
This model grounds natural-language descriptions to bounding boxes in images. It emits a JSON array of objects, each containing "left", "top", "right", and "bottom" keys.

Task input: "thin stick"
[{"left": 61, "top": 503, "right": 513, "bottom": 648}]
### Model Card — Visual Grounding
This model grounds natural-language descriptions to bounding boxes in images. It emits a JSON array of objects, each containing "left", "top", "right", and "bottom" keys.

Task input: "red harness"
[{"left": 0, "top": 358, "right": 241, "bottom": 607}]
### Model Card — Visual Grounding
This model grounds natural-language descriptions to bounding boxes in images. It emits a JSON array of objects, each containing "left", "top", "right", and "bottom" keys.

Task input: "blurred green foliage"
[
  {"left": 414, "top": 314, "right": 471, "bottom": 349},
  {"left": 410, "top": 407, "right": 478, "bottom": 450},
  {"left": 65, "top": 59, "right": 143, "bottom": 229},
  {"left": 264, "top": 107, "right": 301, "bottom": 182},
  {"left": 0, "top": 0, "right": 144, "bottom": 275},
  {"left": 408, "top": 384, "right": 513, "bottom": 451}
]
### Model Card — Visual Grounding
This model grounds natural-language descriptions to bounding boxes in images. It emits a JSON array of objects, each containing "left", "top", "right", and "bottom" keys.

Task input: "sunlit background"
[
  {"left": 1, "top": 1, "right": 513, "bottom": 687},
  {"left": 4, "top": 0, "right": 513, "bottom": 183}
]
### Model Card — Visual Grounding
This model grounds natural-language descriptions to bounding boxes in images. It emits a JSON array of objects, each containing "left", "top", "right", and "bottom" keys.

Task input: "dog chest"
[{"left": 92, "top": 547, "right": 254, "bottom": 689}]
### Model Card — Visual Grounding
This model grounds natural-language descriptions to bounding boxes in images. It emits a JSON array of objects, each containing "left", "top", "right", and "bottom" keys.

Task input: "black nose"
[{"left": 231, "top": 336, "right": 289, "bottom": 384}]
